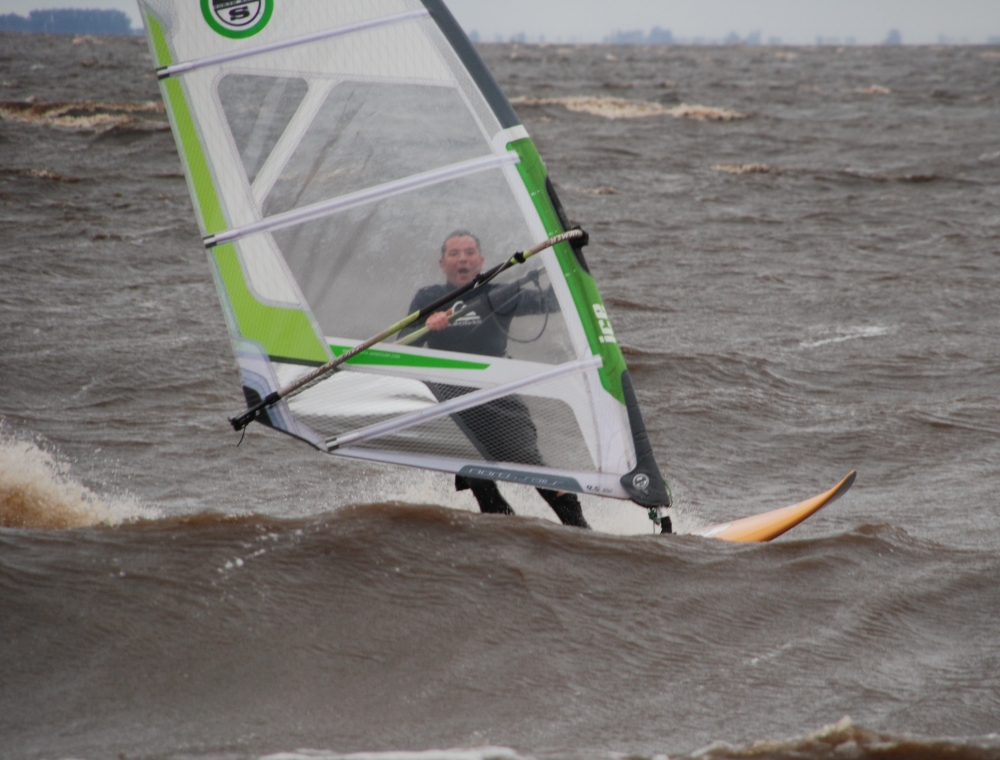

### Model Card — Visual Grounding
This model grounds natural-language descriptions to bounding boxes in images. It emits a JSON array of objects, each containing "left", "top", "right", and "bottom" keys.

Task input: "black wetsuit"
[
  {"left": 405, "top": 280, "right": 557, "bottom": 357},
  {"left": 404, "top": 279, "right": 589, "bottom": 528}
]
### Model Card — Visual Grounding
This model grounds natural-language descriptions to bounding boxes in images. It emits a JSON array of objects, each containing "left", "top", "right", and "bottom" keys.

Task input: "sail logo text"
[
  {"left": 593, "top": 304, "right": 617, "bottom": 344},
  {"left": 202, "top": 0, "right": 273, "bottom": 39}
]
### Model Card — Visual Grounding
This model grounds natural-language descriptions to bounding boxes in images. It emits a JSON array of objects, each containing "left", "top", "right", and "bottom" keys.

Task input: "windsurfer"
[{"left": 402, "top": 230, "right": 590, "bottom": 529}]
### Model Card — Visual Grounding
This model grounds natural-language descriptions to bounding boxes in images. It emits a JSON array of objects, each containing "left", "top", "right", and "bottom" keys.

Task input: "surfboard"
[{"left": 690, "top": 471, "right": 856, "bottom": 542}]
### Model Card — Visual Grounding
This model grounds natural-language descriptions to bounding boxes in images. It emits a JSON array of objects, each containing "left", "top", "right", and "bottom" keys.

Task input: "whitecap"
[
  {"left": 510, "top": 95, "right": 750, "bottom": 121},
  {"left": 798, "top": 325, "right": 894, "bottom": 349},
  {"left": 0, "top": 434, "right": 158, "bottom": 529}
]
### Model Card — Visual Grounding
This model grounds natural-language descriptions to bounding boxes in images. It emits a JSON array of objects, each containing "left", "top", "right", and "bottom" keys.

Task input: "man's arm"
[
  {"left": 424, "top": 312, "right": 451, "bottom": 331},
  {"left": 506, "top": 277, "right": 561, "bottom": 317},
  {"left": 398, "top": 284, "right": 452, "bottom": 341}
]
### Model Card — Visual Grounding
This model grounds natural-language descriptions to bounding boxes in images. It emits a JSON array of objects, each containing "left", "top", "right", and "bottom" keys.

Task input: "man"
[{"left": 403, "top": 230, "right": 589, "bottom": 529}]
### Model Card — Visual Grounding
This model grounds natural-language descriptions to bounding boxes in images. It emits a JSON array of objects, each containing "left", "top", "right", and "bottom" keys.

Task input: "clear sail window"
[
  {"left": 270, "top": 171, "right": 577, "bottom": 366},
  {"left": 217, "top": 74, "right": 308, "bottom": 185},
  {"left": 264, "top": 81, "right": 492, "bottom": 217}
]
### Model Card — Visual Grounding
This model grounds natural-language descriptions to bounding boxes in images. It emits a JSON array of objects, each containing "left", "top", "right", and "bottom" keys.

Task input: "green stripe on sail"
[
  {"left": 146, "top": 13, "right": 327, "bottom": 365},
  {"left": 162, "top": 78, "right": 227, "bottom": 236},
  {"left": 143, "top": 9, "right": 173, "bottom": 68},
  {"left": 331, "top": 345, "right": 489, "bottom": 370},
  {"left": 507, "top": 137, "right": 628, "bottom": 405},
  {"left": 214, "top": 245, "right": 329, "bottom": 364}
]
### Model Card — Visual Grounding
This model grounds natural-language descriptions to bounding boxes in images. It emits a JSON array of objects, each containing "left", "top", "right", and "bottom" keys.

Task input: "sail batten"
[
  {"left": 204, "top": 151, "right": 520, "bottom": 248},
  {"left": 157, "top": 9, "right": 430, "bottom": 79}
]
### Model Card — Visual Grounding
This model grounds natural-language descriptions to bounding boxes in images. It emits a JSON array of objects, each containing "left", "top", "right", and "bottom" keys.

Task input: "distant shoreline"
[{"left": 0, "top": 9, "right": 139, "bottom": 36}]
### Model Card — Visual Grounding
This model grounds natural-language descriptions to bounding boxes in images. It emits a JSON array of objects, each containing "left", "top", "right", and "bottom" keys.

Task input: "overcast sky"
[{"left": 6, "top": 0, "right": 1000, "bottom": 44}]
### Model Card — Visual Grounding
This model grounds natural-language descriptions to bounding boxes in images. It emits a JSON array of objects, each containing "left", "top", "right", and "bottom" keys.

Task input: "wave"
[
  {"left": 713, "top": 163, "right": 782, "bottom": 175},
  {"left": 0, "top": 167, "right": 82, "bottom": 182},
  {"left": 682, "top": 716, "right": 1000, "bottom": 760},
  {"left": 250, "top": 718, "right": 1000, "bottom": 760},
  {"left": 0, "top": 435, "right": 158, "bottom": 529},
  {"left": 839, "top": 168, "right": 939, "bottom": 183},
  {"left": 259, "top": 749, "right": 527, "bottom": 760},
  {"left": 605, "top": 296, "right": 676, "bottom": 314},
  {"left": 798, "top": 325, "right": 895, "bottom": 349},
  {"left": 0, "top": 100, "right": 168, "bottom": 132},
  {"left": 852, "top": 85, "right": 892, "bottom": 95},
  {"left": 510, "top": 96, "right": 750, "bottom": 121},
  {"left": 4, "top": 499, "right": 993, "bottom": 759},
  {"left": 714, "top": 164, "right": 940, "bottom": 182},
  {"left": 909, "top": 406, "right": 1000, "bottom": 436}
]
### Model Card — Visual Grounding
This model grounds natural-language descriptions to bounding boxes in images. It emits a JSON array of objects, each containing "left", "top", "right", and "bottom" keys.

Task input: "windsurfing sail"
[{"left": 140, "top": 0, "right": 670, "bottom": 506}]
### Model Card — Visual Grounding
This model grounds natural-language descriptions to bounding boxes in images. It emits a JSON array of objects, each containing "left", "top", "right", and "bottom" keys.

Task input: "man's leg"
[
  {"left": 537, "top": 489, "right": 590, "bottom": 529},
  {"left": 456, "top": 475, "right": 515, "bottom": 515}
]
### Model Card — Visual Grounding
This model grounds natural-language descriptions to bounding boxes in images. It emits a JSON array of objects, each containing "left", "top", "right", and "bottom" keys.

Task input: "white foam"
[
  {"left": 0, "top": 435, "right": 158, "bottom": 529},
  {"left": 713, "top": 163, "right": 781, "bottom": 175},
  {"left": 510, "top": 95, "right": 749, "bottom": 121},
  {"left": 852, "top": 84, "right": 892, "bottom": 95},
  {"left": 799, "top": 325, "right": 894, "bottom": 349},
  {"left": 0, "top": 100, "right": 166, "bottom": 132}
]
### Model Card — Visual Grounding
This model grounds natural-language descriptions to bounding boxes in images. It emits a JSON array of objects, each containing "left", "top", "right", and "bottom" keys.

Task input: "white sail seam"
[
  {"left": 326, "top": 355, "right": 603, "bottom": 451},
  {"left": 158, "top": 9, "right": 431, "bottom": 79},
  {"left": 204, "top": 152, "right": 520, "bottom": 247}
]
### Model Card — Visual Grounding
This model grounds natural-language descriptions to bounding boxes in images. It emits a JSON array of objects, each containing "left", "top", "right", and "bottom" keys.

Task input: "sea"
[{"left": 2, "top": 31, "right": 1000, "bottom": 760}]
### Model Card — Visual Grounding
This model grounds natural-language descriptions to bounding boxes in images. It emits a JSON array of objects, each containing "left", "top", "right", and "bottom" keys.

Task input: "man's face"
[{"left": 439, "top": 235, "right": 484, "bottom": 287}]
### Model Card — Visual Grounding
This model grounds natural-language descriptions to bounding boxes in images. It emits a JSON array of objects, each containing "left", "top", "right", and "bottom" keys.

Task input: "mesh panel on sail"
[
  {"left": 284, "top": 367, "right": 483, "bottom": 460},
  {"left": 283, "top": 365, "right": 598, "bottom": 470}
]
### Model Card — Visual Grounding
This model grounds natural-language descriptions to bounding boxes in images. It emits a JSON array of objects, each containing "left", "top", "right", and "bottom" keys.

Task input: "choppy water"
[{"left": 2, "top": 31, "right": 1000, "bottom": 760}]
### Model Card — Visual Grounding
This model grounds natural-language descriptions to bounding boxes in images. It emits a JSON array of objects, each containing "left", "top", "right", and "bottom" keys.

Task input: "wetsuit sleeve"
[
  {"left": 398, "top": 285, "right": 446, "bottom": 343},
  {"left": 398, "top": 289, "right": 430, "bottom": 341},
  {"left": 512, "top": 283, "right": 561, "bottom": 316}
]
